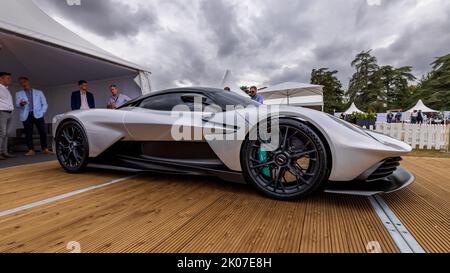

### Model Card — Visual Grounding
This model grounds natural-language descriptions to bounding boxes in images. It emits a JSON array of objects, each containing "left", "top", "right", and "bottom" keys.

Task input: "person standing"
[
  {"left": 16, "top": 77, "right": 51, "bottom": 156},
  {"left": 417, "top": 110, "right": 424, "bottom": 124},
  {"left": 387, "top": 112, "right": 394, "bottom": 123},
  {"left": 71, "top": 80, "right": 95, "bottom": 111},
  {"left": 395, "top": 112, "right": 402, "bottom": 123},
  {"left": 249, "top": 86, "right": 264, "bottom": 104},
  {"left": 107, "top": 85, "right": 131, "bottom": 109},
  {"left": 411, "top": 110, "right": 418, "bottom": 124},
  {"left": 0, "top": 72, "right": 15, "bottom": 160}
]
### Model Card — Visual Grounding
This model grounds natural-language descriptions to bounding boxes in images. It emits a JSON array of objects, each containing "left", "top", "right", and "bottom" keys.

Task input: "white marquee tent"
[
  {"left": 406, "top": 100, "right": 438, "bottom": 113},
  {"left": 259, "top": 82, "right": 324, "bottom": 110},
  {"left": 0, "top": 0, "right": 151, "bottom": 136},
  {"left": 344, "top": 103, "right": 364, "bottom": 115},
  {"left": 265, "top": 96, "right": 324, "bottom": 109}
]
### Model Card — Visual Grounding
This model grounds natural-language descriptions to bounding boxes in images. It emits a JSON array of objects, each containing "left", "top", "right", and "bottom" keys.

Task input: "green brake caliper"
[{"left": 258, "top": 147, "right": 272, "bottom": 178}]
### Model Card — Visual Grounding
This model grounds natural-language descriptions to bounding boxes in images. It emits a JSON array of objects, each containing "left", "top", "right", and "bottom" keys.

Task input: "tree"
[
  {"left": 379, "top": 65, "right": 416, "bottom": 110},
  {"left": 348, "top": 50, "right": 383, "bottom": 112},
  {"left": 379, "top": 65, "right": 396, "bottom": 106},
  {"left": 412, "top": 53, "right": 450, "bottom": 111},
  {"left": 310, "top": 68, "right": 345, "bottom": 113}
]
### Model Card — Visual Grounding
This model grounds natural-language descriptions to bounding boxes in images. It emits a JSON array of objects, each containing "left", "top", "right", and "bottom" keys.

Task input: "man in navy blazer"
[{"left": 71, "top": 80, "right": 95, "bottom": 110}]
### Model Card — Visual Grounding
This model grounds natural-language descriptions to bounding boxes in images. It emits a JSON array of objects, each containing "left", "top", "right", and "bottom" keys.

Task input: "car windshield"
[{"left": 212, "top": 91, "right": 261, "bottom": 109}]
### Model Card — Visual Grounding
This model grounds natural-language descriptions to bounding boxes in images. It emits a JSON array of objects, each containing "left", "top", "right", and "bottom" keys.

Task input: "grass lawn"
[{"left": 406, "top": 150, "right": 450, "bottom": 158}]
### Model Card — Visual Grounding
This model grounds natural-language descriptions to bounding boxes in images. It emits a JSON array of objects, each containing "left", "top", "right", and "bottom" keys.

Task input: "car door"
[
  {"left": 123, "top": 92, "right": 215, "bottom": 139},
  {"left": 122, "top": 91, "right": 228, "bottom": 161}
]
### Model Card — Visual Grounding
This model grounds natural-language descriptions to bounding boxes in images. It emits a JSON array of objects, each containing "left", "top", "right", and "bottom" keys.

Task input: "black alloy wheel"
[
  {"left": 241, "top": 119, "right": 329, "bottom": 200},
  {"left": 56, "top": 120, "right": 89, "bottom": 173}
]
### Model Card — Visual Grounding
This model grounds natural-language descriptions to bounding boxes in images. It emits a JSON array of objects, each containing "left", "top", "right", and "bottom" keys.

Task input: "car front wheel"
[
  {"left": 55, "top": 120, "right": 89, "bottom": 173},
  {"left": 241, "top": 119, "right": 329, "bottom": 200}
]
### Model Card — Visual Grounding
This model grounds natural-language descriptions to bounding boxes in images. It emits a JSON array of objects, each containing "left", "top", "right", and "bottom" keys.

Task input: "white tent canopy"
[
  {"left": 265, "top": 95, "right": 324, "bottom": 108},
  {"left": 0, "top": 0, "right": 151, "bottom": 136},
  {"left": 344, "top": 103, "right": 364, "bottom": 115},
  {"left": 0, "top": 0, "right": 149, "bottom": 74},
  {"left": 406, "top": 100, "right": 438, "bottom": 113},
  {"left": 259, "top": 82, "right": 324, "bottom": 110},
  {"left": 259, "top": 82, "right": 323, "bottom": 105}
]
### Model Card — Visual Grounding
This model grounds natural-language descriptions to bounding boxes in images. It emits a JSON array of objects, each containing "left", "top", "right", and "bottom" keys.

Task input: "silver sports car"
[{"left": 53, "top": 87, "right": 415, "bottom": 200}]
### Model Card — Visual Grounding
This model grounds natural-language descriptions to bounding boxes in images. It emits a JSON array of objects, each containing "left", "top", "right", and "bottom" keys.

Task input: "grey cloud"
[
  {"left": 32, "top": 0, "right": 450, "bottom": 90},
  {"left": 34, "top": 0, "right": 157, "bottom": 38},
  {"left": 200, "top": 0, "right": 242, "bottom": 58},
  {"left": 376, "top": 13, "right": 450, "bottom": 77},
  {"left": 267, "top": 66, "right": 311, "bottom": 86}
]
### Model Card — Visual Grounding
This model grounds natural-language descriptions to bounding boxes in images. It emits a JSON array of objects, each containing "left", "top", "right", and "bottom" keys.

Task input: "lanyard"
[{"left": 112, "top": 95, "right": 120, "bottom": 103}]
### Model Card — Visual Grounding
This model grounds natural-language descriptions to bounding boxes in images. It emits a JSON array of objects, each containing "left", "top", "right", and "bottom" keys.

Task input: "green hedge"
[{"left": 350, "top": 112, "right": 377, "bottom": 120}]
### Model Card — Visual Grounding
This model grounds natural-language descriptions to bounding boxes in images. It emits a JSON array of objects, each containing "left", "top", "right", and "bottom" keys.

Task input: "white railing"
[{"left": 369, "top": 123, "right": 449, "bottom": 150}]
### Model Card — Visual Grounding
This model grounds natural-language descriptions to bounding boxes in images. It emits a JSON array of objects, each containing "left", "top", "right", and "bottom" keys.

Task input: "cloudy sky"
[{"left": 33, "top": 0, "right": 450, "bottom": 90}]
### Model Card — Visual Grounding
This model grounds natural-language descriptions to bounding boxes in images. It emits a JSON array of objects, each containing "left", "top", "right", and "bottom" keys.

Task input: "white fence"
[{"left": 370, "top": 123, "right": 450, "bottom": 150}]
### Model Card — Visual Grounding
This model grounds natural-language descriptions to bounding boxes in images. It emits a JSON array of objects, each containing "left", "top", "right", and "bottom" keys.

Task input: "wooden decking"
[
  {"left": 0, "top": 157, "right": 448, "bottom": 253},
  {"left": 384, "top": 158, "right": 450, "bottom": 253}
]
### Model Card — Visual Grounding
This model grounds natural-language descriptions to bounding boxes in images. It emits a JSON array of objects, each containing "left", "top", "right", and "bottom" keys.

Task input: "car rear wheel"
[
  {"left": 241, "top": 119, "right": 329, "bottom": 200},
  {"left": 56, "top": 120, "right": 89, "bottom": 173}
]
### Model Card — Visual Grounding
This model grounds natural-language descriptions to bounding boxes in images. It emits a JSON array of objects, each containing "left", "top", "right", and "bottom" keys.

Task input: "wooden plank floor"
[
  {"left": 0, "top": 157, "right": 448, "bottom": 253},
  {"left": 383, "top": 157, "right": 450, "bottom": 253},
  {"left": 0, "top": 162, "right": 126, "bottom": 211}
]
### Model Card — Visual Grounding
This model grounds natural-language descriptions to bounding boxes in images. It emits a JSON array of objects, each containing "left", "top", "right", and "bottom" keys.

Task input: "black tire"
[
  {"left": 55, "top": 120, "right": 89, "bottom": 173},
  {"left": 241, "top": 119, "right": 329, "bottom": 200}
]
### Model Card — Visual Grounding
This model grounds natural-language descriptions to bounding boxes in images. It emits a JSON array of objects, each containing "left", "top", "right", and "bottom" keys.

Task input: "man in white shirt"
[{"left": 0, "top": 72, "right": 15, "bottom": 160}]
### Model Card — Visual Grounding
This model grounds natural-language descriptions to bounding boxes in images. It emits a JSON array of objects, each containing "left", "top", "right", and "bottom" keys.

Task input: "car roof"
[
  {"left": 146, "top": 87, "right": 223, "bottom": 97},
  {"left": 119, "top": 87, "right": 225, "bottom": 108}
]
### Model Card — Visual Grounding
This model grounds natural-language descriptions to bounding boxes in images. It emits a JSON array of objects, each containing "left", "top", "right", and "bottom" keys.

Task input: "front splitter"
[{"left": 325, "top": 167, "right": 415, "bottom": 196}]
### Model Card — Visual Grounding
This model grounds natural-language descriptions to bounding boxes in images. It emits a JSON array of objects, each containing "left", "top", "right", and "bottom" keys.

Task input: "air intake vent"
[{"left": 367, "top": 157, "right": 402, "bottom": 182}]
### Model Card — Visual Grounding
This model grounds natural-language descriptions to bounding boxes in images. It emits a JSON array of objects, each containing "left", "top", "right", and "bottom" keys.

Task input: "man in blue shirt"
[
  {"left": 16, "top": 77, "right": 50, "bottom": 156},
  {"left": 107, "top": 85, "right": 131, "bottom": 109},
  {"left": 249, "top": 86, "right": 264, "bottom": 104}
]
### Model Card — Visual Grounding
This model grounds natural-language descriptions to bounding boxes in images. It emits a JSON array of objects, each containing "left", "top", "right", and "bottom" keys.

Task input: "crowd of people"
[
  {"left": 386, "top": 111, "right": 403, "bottom": 124},
  {"left": 387, "top": 110, "right": 448, "bottom": 125},
  {"left": 410, "top": 110, "right": 425, "bottom": 124},
  {"left": 0, "top": 71, "right": 132, "bottom": 161}
]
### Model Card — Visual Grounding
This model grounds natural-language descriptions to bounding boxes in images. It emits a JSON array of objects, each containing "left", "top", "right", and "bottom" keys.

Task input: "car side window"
[
  {"left": 182, "top": 95, "right": 217, "bottom": 112},
  {"left": 140, "top": 94, "right": 183, "bottom": 111},
  {"left": 139, "top": 93, "right": 217, "bottom": 112}
]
